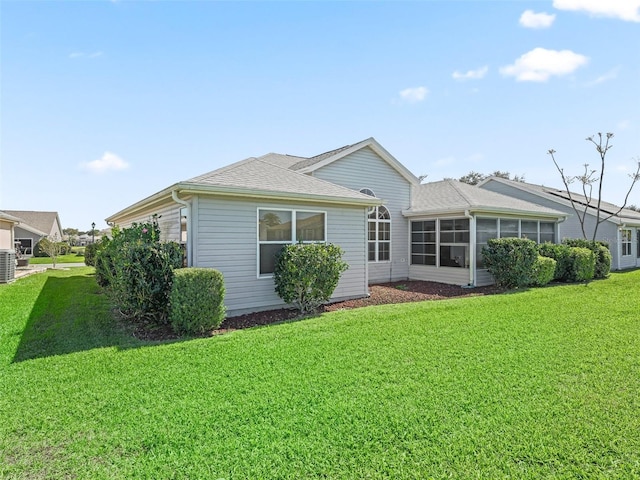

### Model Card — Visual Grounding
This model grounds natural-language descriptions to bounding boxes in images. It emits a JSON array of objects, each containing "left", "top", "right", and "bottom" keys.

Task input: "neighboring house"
[
  {"left": 106, "top": 138, "right": 565, "bottom": 316},
  {"left": 0, "top": 211, "right": 21, "bottom": 251},
  {"left": 478, "top": 177, "right": 640, "bottom": 271},
  {"left": 4, "top": 211, "right": 63, "bottom": 256}
]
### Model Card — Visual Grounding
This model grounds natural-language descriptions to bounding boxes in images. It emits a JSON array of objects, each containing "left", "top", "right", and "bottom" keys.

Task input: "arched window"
[{"left": 368, "top": 205, "right": 391, "bottom": 262}]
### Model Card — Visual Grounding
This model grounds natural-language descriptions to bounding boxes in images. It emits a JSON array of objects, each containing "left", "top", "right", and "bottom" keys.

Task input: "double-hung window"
[
  {"left": 622, "top": 229, "right": 632, "bottom": 256},
  {"left": 368, "top": 206, "right": 391, "bottom": 262},
  {"left": 258, "top": 209, "right": 326, "bottom": 276}
]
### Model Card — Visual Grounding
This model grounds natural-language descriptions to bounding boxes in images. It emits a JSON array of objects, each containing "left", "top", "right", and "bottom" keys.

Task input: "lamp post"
[{"left": 91, "top": 222, "right": 95, "bottom": 244}]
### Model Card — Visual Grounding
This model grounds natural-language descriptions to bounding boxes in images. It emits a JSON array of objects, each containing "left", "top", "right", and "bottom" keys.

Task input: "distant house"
[
  {"left": 0, "top": 211, "right": 21, "bottom": 251},
  {"left": 479, "top": 176, "right": 640, "bottom": 270},
  {"left": 4, "top": 211, "right": 63, "bottom": 256},
  {"left": 106, "top": 138, "right": 566, "bottom": 316}
]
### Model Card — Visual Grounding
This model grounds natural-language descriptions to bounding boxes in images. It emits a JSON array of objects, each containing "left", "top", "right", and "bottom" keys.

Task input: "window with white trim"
[
  {"left": 257, "top": 209, "right": 326, "bottom": 276},
  {"left": 368, "top": 206, "right": 391, "bottom": 262},
  {"left": 622, "top": 229, "right": 632, "bottom": 256}
]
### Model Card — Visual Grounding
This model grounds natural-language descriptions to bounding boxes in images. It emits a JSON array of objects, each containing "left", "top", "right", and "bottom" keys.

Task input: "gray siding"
[
  {"left": 480, "top": 180, "right": 627, "bottom": 270},
  {"left": 194, "top": 196, "right": 368, "bottom": 317},
  {"left": 408, "top": 265, "right": 471, "bottom": 285},
  {"left": 110, "top": 201, "right": 183, "bottom": 243},
  {"left": 311, "top": 146, "right": 413, "bottom": 283}
]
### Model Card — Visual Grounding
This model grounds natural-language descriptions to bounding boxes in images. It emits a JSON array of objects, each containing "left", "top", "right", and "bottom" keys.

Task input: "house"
[
  {"left": 478, "top": 177, "right": 640, "bottom": 270},
  {"left": 106, "top": 138, "right": 566, "bottom": 316},
  {"left": 0, "top": 211, "right": 21, "bottom": 251},
  {"left": 4, "top": 211, "right": 64, "bottom": 256}
]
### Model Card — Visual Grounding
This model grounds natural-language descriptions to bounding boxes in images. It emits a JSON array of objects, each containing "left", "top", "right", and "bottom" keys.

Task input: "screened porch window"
[
  {"left": 439, "top": 219, "right": 469, "bottom": 268},
  {"left": 15, "top": 238, "right": 33, "bottom": 256}
]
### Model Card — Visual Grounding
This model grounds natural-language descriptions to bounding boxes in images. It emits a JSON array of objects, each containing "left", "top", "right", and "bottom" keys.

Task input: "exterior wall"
[
  {"left": 310, "top": 146, "right": 413, "bottom": 283},
  {"left": 193, "top": 196, "right": 369, "bottom": 317},
  {"left": 0, "top": 221, "right": 14, "bottom": 250},
  {"left": 13, "top": 226, "right": 43, "bottom": 256},
  {"left": 408, "top": 265, "right": 471, "bottom": 285},
  {"left": 109, "top": 200, "right": 183, "bottom": 243},
  {"left": 480, "top": 180, "right": 628, "bottom": 270}
]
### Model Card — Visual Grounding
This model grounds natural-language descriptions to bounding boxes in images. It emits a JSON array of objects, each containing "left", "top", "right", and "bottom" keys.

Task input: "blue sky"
[{"left": 1, "top": 0, "right": 639, "bottom": 230}]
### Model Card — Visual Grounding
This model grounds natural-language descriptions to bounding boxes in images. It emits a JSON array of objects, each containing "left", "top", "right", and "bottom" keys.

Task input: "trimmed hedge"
[
  {"left": 170, "top": 268, "right": 226, "bottom": 335},
  {"left": 84, "top": 243, "right": 99, "bottom": 266},
  {"left": 562, "top": 239, "right": 611, "bottom": 279},
  {"left": 482, "top": 238, "right": 538, "bottom": 288},
  {"left": 530, "top": 255, "right": 556, "bottom": 287},
  {"left": 566, "top": 247, "right": 596, "bottom": 282},
  {"left": 537, "top": 243, "right": 572, "bottom": 281},
  {"left": 274, "top": 243, "right": 349, "bottom": 313}
]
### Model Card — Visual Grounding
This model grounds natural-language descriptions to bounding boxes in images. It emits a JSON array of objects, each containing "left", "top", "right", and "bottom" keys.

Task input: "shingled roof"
[
  {"left": 3, "top": 210, "right": 60, "bottom": 235},
  {"left": 404, "top": 180, "right": 566, "bottom": 218}
]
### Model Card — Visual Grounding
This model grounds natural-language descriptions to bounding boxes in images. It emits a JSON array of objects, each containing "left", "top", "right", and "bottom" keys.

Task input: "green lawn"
[
  {"left": 28, "top": 253, "right": 86, "bottom": 264},
  {"left": 1, "top": 268, "right": 639, "bottom": 478}
]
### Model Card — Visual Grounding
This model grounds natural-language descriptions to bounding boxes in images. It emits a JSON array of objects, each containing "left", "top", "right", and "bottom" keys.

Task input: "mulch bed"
[{"left": 131, "top": 281, "right": 503, "bottom": 341}]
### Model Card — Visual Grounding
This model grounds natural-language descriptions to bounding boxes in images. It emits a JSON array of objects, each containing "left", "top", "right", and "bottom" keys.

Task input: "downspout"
[
  {"left": 171, "top": 190, "right": 192, "bottom": 267},
  {"left": 465, "top": 210, "right": 475, "bottom": 287},
  {"left": 617, "top": 223, "right": 626, "bottom": 271}
]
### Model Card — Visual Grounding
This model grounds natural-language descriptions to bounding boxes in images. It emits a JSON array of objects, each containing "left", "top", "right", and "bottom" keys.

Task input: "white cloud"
[
  {"left": 452, "top": 66, "right": 488, "bottom": 81},
  {"left": 500, "top": 48, "right": 589, "bottom": 82},
  {"left": 585, "top": 67, "right": 620, "bottom": 86},
  {"left": 433, "top": 156, "right": 455, "bottom": 168},
  {"left": 553, "top": 0, "right": 640, "bottom": 22},
  {"left": 519, "top": 10, "right": 556, "bottom": 28},
  {"left": 80, "top": 152, "right": 130, "bottom": 174},
  {"left": 398, "top": 86, "right": 429, "bottom": 103},
  {"left": 69, "top": 51, "right": 103, "bottom": 59}
]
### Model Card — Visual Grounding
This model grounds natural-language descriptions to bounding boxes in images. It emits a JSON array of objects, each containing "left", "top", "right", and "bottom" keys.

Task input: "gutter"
[{"left": 171, "top": 190, "right": 192, "bottom": 267}]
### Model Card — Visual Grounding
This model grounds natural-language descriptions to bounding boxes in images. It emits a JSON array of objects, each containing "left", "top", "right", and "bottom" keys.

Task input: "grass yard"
[
  {"left": 28, "top": 253, "right": 86, "bottom": 264},
  {"left": 1, "top": 268, "right": 639, "bottom": 478}
]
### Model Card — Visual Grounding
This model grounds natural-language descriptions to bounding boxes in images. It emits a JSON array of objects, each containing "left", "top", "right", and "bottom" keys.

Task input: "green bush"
[
  {"left": 95, "top": 220, "right": 183, "bottom": 323},
  {"left": 562, "top": 239, "right": 611, "bottom": 279},
  {"left": 482, "top": 238, "right": 538, "bottom": 288},
  {"left": 529, "top": 255, "right": 556, "bottom": 286},
  {"left": 84, "top": 243, "right": 98, "bottom": 266},
  {"left": 566, "top": 247, "right": 595, "bottom": 282},
  {"left": 169, "top": 268, "right": 226, "bottom": 335},
  {"left": 537, "top": 243, "right": 572, "bottom": 281},
  {"left": 274, "top": 243, "right": 349, "bottom": 313}
]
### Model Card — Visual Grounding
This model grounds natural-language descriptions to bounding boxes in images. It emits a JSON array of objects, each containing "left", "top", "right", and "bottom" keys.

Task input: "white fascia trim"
[
  {"left": 298, "top": 138, "right": 420, "bottom": 186},
  {"left": 403, "top": 207, "right": 566, "bottom": 220}
]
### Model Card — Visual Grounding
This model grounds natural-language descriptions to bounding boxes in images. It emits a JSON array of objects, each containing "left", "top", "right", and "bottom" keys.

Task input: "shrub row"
[
  {"left": 33, "top": 239, "right": 72, "bottom": 257},
  {"left": 482, "top": 237, "right": 610, "bottom": 289}
]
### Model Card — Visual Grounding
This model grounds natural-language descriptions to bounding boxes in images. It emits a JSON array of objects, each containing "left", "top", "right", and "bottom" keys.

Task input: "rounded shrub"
[
  {"left": 529, "top": 255, "right": 556, "bottom": 287},
  {"left": 566, "top": 247, "right": 595, "bottom": 282},
  {"left": 537, "top": 242, "right": 572, "bottom": 281},
  {"left": 169, "top": 268, "right": 226, "bottom": 335},
  {"left": 274, "top": 243, "right": 349, "bottom": 313},
  {"left": 84, "top": 243, "right": 98, "bottom": 266},
  {"left": 562, "top": 239, "right": 610, "bottom": 279},
  {"left": 481, "top": 238, "right": 538, "bottom": 288}
]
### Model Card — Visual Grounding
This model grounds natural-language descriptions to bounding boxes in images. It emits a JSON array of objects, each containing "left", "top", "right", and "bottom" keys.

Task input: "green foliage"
[
  {"left": 482, "top": 238, "right": 538, "bottom": 288},
  {"left": 566, "top": 247, "right": 596, "bottom": 282},
  {"left": 84, "top": 243, "right": 98, "bottom": 266},
  {"left": 537, "top": 242, "right": 572, "bottom": 281},
  {"left": 562, "top": 239, "right": 611, "bottom": 279},
  {"left": 95, "top": 219, "right": 183, "bottom": 323},
  {"left": 169, "top": 268, "right": 226, "bottom": 335},
  {"left": 274, "top": 243, "right": 349, "bottom": 313},
  {"left": 530, "top": 255, "right": 556, "bottom": 286},
  {"left": 33, "top": 238, "right": 69, "bottom": 257}
]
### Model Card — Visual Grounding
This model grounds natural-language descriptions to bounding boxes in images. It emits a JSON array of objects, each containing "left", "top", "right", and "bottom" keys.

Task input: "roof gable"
[
  {"left": 4, "top": 210, "right": 61, "bottom": 235},
  {"left": 291, "top": 138, "right": 420, "bottom": 185}
]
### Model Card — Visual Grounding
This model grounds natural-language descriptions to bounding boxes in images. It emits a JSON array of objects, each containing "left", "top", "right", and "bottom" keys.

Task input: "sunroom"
[{"left": 403, "top": 181, "right": 567, "bottom": 287}]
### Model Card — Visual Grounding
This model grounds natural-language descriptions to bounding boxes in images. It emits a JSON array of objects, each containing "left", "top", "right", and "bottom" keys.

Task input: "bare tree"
[
  {"left": 38, "top": 234, "right": 64, "bottom": 269},
  {"left": 549, "top": 132, "right": 640, "bottom": 241}
]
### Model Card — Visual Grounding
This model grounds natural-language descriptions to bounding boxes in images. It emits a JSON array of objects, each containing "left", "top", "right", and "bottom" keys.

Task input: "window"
[
  {"left": 15, "top": 238, "right": 33, "bottom": 256},
  {"left": 439, "top": 219, "right": 469, "bottom": 267},
  {"left": 622, "top": 229, "right": 632, "bottom": 256},
  {"left": 368, "top": 206, "right": 391, "bottom": 262},
  {"left": 521, "top": 221, "right": 538, "bottom": 241},
  {"left": 258, "top": 209, "right": 326, "bottom": 276},
  {"left": 411, "top": 220, "right": 436, "bottom": 265},
  {"left": 499, "top": 219, "right": 519, "bottom": 238},
  {"left": 410, "top": 219, "right": 469, "bottom": 268},
  {"left": 476, "top": 218, "right": 497, "bottom": 268},
  {"left": 540, "top": 222, "right": 555, "bottom": 243}
]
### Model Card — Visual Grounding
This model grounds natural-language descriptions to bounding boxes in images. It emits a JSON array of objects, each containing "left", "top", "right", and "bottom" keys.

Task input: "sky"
[{"left": 1, "top": 0, "right": 639, "bottom": 230}]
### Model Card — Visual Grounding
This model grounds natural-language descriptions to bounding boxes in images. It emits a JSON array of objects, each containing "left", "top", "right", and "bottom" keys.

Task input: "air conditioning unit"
[{"left": 0, "top": 249, "right": 16, "bottom": 284}]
